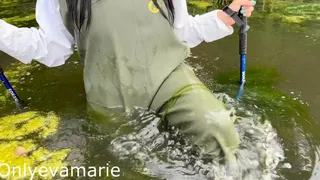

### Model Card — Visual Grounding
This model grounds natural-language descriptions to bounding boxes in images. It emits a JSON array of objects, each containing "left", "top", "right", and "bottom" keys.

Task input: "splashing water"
[{"left": 106, "top": 93, "right": 286, "bottom": 180}]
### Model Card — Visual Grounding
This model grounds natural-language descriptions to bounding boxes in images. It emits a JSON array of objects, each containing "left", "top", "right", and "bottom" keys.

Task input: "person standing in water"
[{"left": 0, "top": 0, "right": 255, "bottom": 167}]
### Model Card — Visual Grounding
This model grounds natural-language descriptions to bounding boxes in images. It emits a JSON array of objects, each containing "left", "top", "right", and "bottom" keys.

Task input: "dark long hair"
[{"left": 66, "top": 0, "right": 175, "bottom": 31}]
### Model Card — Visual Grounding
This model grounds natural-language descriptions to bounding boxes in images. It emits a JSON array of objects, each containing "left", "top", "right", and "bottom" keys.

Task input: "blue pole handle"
[{"left": 0, "top": 65, "right": 22, "bottom": 105}]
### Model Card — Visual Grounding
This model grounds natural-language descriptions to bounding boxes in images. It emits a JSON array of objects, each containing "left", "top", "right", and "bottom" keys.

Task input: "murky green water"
[{"left": 1, "top": 1, "right": 320, "bottom": 180}]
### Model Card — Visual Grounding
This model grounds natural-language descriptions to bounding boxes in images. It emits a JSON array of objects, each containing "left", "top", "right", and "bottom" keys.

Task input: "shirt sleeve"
[
  {"left": 0, "top": 0, "right": 75, "bottom": 67},
  {"left": 173, "top": 0, "right": 234, "bottom": 48}
]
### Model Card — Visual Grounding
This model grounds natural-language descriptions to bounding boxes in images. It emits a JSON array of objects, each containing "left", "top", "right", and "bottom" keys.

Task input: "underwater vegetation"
[
  {"left": 0, "top": 0, "right": 37, "bottom": 27},
  {"left": 213, "top": 67, "right": 312, "bottom": 121},
  {"left": 255, "top": 2, "right": 320, "bottom": 23},
  {"left": 212, "top": 66, "right": 320, "bottom": 178},
  {"left": 187, "top": 0, "right": 213, "bottom": 9},
  {"left": 0, "top": 59, "right": 85, "bottom": 179},
  {"left": 0, "top": 111, "right": 71, "bottom": 180},
  {"left": 186, "top": 0, "right": 320, "bottom": 24},
  {"left": 0, "top": 56, "right": 85, "bottom": 116}
]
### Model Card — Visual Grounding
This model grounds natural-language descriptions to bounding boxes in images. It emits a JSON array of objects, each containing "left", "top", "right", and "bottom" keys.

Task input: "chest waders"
[{"left": 59, "top": 0, "right": 239, "bottom": 165}]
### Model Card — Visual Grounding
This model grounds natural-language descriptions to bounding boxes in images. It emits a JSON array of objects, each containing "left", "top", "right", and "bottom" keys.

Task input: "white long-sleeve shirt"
[{"left": 0, "top": 0, "right": 233, "bottom": 67}]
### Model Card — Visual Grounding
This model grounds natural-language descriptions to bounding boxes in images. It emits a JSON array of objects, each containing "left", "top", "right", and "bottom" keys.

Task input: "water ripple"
[{"left": 106, "top": 93, "right": 286, "bottom": 180}]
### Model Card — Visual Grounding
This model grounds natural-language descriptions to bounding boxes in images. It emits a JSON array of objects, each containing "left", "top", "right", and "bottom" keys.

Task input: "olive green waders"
[{"left": 58, "top": 0, "right": 239, "bottom": 164}]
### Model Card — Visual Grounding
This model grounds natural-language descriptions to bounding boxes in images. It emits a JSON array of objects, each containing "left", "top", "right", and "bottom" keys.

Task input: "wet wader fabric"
[
  {"left": 59, "top": 0, "right": 190, "bottom": 112},
  {"left": 152, "top": 63, "right": 239, "bottom": 163},
  {"left": 58, "top": 0, "right": 239, "bottom": 163}
]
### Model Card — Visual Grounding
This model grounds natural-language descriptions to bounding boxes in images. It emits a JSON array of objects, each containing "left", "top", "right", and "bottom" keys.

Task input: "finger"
[
  {"left": 240, "top": 6, "right": 254, "bottom": 16},
  {"left": 242, "top": 0, "right": 256, "bottom": 6},
  {"left": 245, "top": 6, "right": 254, "bottom": 13},
  {"left": 244, "top": 12, "right": 252, "bottom": 17},
  {"left": 241, "top": 9, "right": 252, "bottom": 17}
]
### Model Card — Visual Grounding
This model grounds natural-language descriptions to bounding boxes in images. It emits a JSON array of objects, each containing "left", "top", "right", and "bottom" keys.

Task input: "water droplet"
[{"left": 282, "top": 163, "right": 292, "bottom": 169}]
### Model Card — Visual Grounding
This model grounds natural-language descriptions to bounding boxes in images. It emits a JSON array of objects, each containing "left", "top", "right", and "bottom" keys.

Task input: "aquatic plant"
[
  {"left": 0, "top": 111, "right": 71, "bottom": 180},
  {"left": 187, "top": 0, "right": 213, "bottom": 9},
  {"left": 0, "top": 111, "right": 59, "bottom": 140},
  {"left": 213, "top": 67, "right": 310, "bottom": 120},
  {"left": 253, "top": 2, "right": 320, "bottom": 23},
  {"left": 212, "top": 66, "right": 320, "bottom": 178},
  {"left": 0, "top": 0, "right": 37, "bottom": 27},
  {"left": 0, "top": 95, "right": 5, "bottom": 104},
  {"left": 0, "top": 55, "right": 85, "bottom": 115},
  {"left": 0, "top": 62, "right": 35, "bottom": 113},
  {"left": 186, "top": 0, "right": 320, "bottom": 24}
]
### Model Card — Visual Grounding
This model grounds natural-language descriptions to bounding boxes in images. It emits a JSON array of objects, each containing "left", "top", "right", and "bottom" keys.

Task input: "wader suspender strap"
[{"left": 148, "top": 65, "right": 179, "bottom": 111}]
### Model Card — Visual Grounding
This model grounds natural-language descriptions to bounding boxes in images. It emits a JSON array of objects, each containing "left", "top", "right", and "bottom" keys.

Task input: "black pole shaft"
[{"left": 239, "top": 14, "right": 248, "bottom": 55}]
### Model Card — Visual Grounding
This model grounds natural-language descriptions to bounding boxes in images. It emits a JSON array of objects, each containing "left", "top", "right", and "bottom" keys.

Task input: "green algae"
[
  {"left": 0, "top": 111, "right": 59, "bottom": 141},
  {"left": 0, "top": 2, "right": 81, "bottom": 178},
  {"left": 0, "top": 53, "right": 85, "bottom": 115},
  {"left": 2, "top": 14, "right": 36, "bottom": 26},
  {"left": 1, "top": 62, "right": 34, "bottom": 84},
  {"left": 0, "top": 111, "right": 71, "bottom": 180},
  {"left": 253, "top": 2, "right": 320, "bottom": 24},
  {"left": 187, "top": 0, "right": 213, "bottom": 9},
  {"left": 212, "top": 67, "right": 320, "bottom": 178},
  {"left": 0, "top": 142, "right": 71, "bottom": 180},
  {"left": 0, "top": 111, "right": 59, "bottom": 140},
  {"left": 213, "top": 67, "right": 310, "bottom": 120},
  {"left": 285, "top": 3, "right": 320, "bottom": 17},
  {"left": 0, "top": 0, "right": 36, "bottom": 27},
  {"left": 0, "top": 95, "right": 5, "bottom": 103},
  {"left": 0, "top": 62, "right": 35, "bottom": 113},
  {"left": 212, "top": 66, "right": 316, "bottom": 142},
  {"left": 1, "top": 0, "right": 320, "bottom": 28},
  {"left": 186, "top": 0, "right": 320, "bottom": 24}
]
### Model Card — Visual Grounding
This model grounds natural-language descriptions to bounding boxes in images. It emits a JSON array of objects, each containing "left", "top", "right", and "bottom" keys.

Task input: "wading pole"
[
  {"left": 236, "top": 10, "right": 249, "bottom": 100},
  {"left": 0, "top": 65, "right": 23, "bottom": 106}
]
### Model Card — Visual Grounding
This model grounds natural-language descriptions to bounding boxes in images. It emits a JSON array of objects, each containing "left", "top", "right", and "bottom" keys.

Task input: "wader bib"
[{"left": 58, "top": 0, "right": 239, "bottom": 164}]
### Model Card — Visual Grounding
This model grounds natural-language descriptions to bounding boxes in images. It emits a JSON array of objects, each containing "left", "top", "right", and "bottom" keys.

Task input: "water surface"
[{"left": 1, "top": 1, "right": 320, "bottom": 180}]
